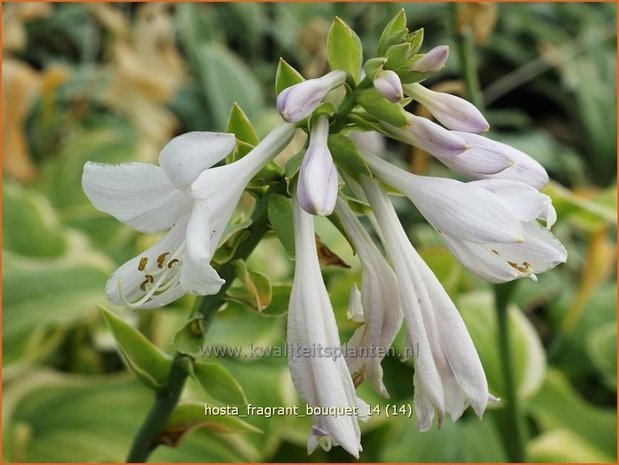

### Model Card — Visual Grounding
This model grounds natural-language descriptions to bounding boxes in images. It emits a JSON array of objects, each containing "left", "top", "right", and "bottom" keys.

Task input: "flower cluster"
[{"left": 82, "top": 11, "right": 566, "bottom": 459}]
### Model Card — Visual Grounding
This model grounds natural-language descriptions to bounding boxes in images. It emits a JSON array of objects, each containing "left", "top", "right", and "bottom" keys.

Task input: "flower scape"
[{"left": 82, "top": 11, "right": 567, "bottom": 458}]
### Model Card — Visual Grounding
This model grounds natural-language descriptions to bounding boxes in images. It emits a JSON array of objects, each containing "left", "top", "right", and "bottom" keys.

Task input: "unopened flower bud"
[
  {"left": 410, "top": 45, "right": 449, "bottom": 73},
  {"left": 277, "top": 70, "right": 347, "bottom": 123},
  {"left": 383, "top": 113, "right": 471, "bottom": 159},
  {"left": 373, "top": 70, "right": 403, "bottom": 103},
  {"left": 297, "top": 116, "right": 338, "bottom": 216},
  {"left": 406, "top": 83, "right": 490, "bottom": 133}
]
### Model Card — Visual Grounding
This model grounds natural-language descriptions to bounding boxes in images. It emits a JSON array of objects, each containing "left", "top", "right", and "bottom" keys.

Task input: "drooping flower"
[
  {"left": 288, "top": 194, "right": 367, "bottom": 458},
  {"left": 373, "top": 70, "right": 404, "bottom": 103},
  {"left": 362, "top": 177, "right": 491, "bottom": 430},
  {"left": 405, "top": 83, "right": 490, "bottom": 133},
  {"left": 363, "top": 151, "right": 525, "bottom": 244},
  {"left": 277, "top": 70, "right": 347, "bottom": 123},
  {"left": 441, "top": 179, "right": 567, "bottom": 282},
  {"left": 335, "top": 198, "right": 403, "bottom": 397},
  {"left": 82, "top": 124, "right": 295, "bottom": 309},
  {"left": 410, "top": 45, "right": 450, "bottom": 73},
  {"left": 362, "top": 151, "right": 566, "bottom": 283},
  {"left": 297, "top": 115, "right": 338, "bottom": 216}
]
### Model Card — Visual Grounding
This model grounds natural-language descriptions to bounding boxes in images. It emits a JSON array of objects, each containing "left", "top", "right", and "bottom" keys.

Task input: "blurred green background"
[{"left": 2, "top": 2, "right": 617, "bottom": 463}]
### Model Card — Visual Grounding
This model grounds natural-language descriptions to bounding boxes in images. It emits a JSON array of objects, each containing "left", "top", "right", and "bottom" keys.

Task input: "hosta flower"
[
  {"left": 288, "top": 194, "right": 366, "bottom": 457},
  {"left": 362, "top": 177, "right": 490, "bottom": 430},
  {"left": 82, "top": 124, "right": 294, "bottom": 309},
  {"left": 297, "top": 115, "right": 338, "bottom": 216},
  {"left": 364, "top": 151, "right": 524, "bottom": 244},
  {"left": 335, "top": 198, "right": 403, "bottom": 397},
  {"left": 362, "top": 151, "right": 566, "bottom": 282},
  {"left": 405, "top": 83, "right": 490, "bottom": 133},
  {"left": 373, "top": 70, "right": 403, "bottom": 103},
  {"left": 441, "top": 179, "right": 567, "bottom": 283},
  {"left": 410, "top": 45, "right": 450, "bottom": 73},
  {"left": 277, "top": 70, "right": 347, "bottom": 123},
  {"left": 382, "top": 113, "right": 471, "bottom": 159},
  {"left": 451, "top": 131, "right": 549, "bottom": 189}
]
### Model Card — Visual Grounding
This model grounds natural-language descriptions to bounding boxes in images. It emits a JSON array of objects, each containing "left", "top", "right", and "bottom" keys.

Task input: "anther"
[
  {"left": 168, "top": 259, "right": 180, "bottom": 268},
  {"left": 157, "top": 252, "right": 170, "bottom": 269},
  {"left": 138, "top": 257, "right": 148, "bottom": 271}
]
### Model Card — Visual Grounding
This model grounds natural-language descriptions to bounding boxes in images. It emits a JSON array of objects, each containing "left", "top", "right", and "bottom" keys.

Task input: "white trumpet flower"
[
  {"left": 362, "top": 177, "right": 490, "bottom": 430},
  {"left": 441, "top": 180, "right": 567, "bottom": 283},
  {"left": 373, "top": 70, "right": 404, "bottom": 103},
  {"left": 288, "top": 195, "right": 366, "bottom": 458},
  {"left": 363, "top": 151, "right": 525, "bottom": 244},
  {"left": 411, "top": 45, "right": 450, "bottom": 73},
  {"left": 277, "top": 70, "right": 347, "bottom": 123},
  {"left": 83, "top": 124, "right": 294, "bottom": 309},
  {"left": 451, "top": 131, "right": 549, "bottom": 189},
  {"left": 335, "top": 198, "right": 403, "bottom": 398},
  {"left": 405, "top": 83, "right": 490, "bottom": 134},
  {"left": 297, "top": 115, "right": 339, "bottom": 216}
]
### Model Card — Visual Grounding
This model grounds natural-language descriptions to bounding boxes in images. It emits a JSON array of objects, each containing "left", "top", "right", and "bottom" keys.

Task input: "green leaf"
[
  {"left": 327, "top": 17, "right": 363, "bottom": 83},
  {"left": 355, "top": 88, "right": 408, "bottom": 127},
  {"left": 529, "top": 429, "right": 614, "bottom": 462},
  {"left": 275, "top": 58, "right": 304, "bottom": 96},
  {"left": 3, "top": 183, "right": 66, "bottom": 257},
  {"left": 173, "top": 317, "right": 207, "bottom": 357},
  {"left": 226, "top": 102, "right": 259, "bottom": 146},
  {"left": 228, "top": 260, "right": 272, "bottom": 311},
  {"left": 381, "top": 414, "right": 507, "bottom": 462},
  {"left": 161, "top": 401, "right": 261, "bottom": 448},
  {"left": 191, "top": 361, "right": 248, "bottom": 406},
  {"left": 260, "top": 284, "right": 291, "bottom": 317},
  {"left": 328, "top": 134, "right": 372, "bottom": 178},
  {"left": 586, "top": 322, "right": 617, "bottom": 389},
  {"left": 458, "top": 291, "right": 546, "bottom": 400},
  {"left": 408, "top": 27, "right": 424, "bottom": 55},
  {"left": 267, "top": 194, "right": 295, "bottom": 257},
  {"left": 384, "top": 42, "right": 413, "bottom": 70},
  {"left": 364, "top": 57, "right": 387, "bottom": 80},
  {"left": 528, "top": 369, "right": 616, "bottom": 459},
  {"left": 378, "top": 9, "right": 407, "bottom": 56},
  {"left": 100, "top": 307, "right": 171, "bottom": 389},
  {"left": 198, "top": 44, "right": 263, "bottom": 129}
]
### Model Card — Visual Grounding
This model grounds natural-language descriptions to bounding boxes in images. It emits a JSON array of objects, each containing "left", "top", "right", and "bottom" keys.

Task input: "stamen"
[
  {"left": 138, "top": 257, "right": 148, "bottom": 271},
  {"left": 117, "top": 243, "right": 186, "bottom": 309},
  {"left": 168, "top": 259, "right": 180, "bottom": 268},
  {"left": 157, "top": 252, "right": 170, "bottom": 269}
]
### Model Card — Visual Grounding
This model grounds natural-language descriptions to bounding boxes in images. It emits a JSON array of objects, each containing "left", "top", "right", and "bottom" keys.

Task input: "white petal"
[
  {"left": 82, "top": 162, "right": 192, "bottom": 234},
  {"left": 452, "top": 132, "right": 549, "bottom": 189},
  {"left": 180, "top": 200, "right": 225, "bottom": 295},
  {"left": 471, "top": 179, "right": 556, "bottom": 227},
  {"left": 346, "top": 284, "right": 365, "bottom": 323},
  {"left": 373, "top": 70, "right": 403, "bottom": 103},
  {"left": 405, "top": 83, "right": 489, "bottom": 133},
  {"left": 159, "top": 132, "right": 236, "bottom": 190},
  {"left": 105, "top": 216, "right": 189, "bottom": 309}
]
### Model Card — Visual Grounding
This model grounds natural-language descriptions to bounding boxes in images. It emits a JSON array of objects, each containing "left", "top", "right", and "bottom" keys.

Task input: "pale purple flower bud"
[
  {"left": 410, "top": 45, "right": 450, "bottom": 73},
  {"left": 297, "top": 116, "right": 338, "bottom": 216},
  {"left": 277, "top": 70, "right": 347, "bottom": 123},
  {"left": 452, "top": 132, "right": 549, "bottom": 189},
  {"left": 405, "top": 83, "right": 490, "bottom": 133},
  {"left": 373, "top": 70, "right": 403, "bottom": 103},
  {"left": 383, "top": 113, "right": 471, "bottom": 159}
]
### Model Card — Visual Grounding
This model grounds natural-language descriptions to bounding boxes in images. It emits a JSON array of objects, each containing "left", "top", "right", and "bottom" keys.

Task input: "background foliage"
[{"left": 2, "top": 2, "right": 617, "bottom": 463}]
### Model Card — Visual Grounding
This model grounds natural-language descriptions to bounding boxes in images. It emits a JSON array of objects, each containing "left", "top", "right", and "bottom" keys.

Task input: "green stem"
[
  {"left": 494, "top": 281, "right": 527, "bottom": 462},
  {"left": 125, "top": 183, "right": 283, "bottom": 463},
  {"left": 449, "top": 4, "right": 484, "bottom": 111}
]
